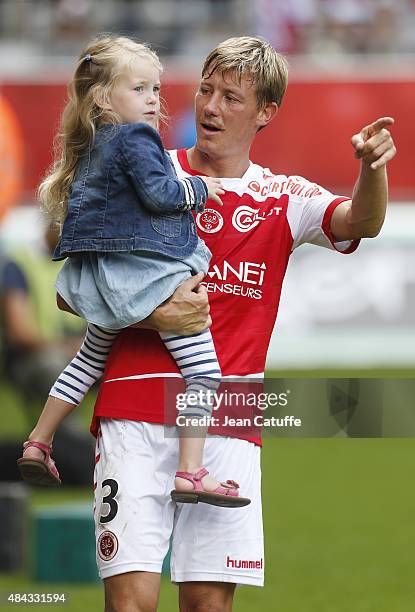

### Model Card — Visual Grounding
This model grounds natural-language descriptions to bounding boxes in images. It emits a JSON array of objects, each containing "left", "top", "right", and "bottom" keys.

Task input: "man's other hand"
[{"left": 351, "top": 117, "right": 396, "bottom": 170}]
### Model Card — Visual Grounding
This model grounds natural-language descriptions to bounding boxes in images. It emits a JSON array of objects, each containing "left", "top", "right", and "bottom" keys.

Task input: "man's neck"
[{"left": 187, "top": 146, "right": 250, "bottom": 179}]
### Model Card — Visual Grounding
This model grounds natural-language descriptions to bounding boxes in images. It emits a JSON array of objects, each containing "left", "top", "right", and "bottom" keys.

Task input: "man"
[{"left": 88, "top": 37, "right": 395, "bottom": 611}]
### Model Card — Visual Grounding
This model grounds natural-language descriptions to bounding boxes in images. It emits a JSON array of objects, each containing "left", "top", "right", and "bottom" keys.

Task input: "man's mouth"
[{"left": 200, "top": 122, "right": 222, "bottom": 133}]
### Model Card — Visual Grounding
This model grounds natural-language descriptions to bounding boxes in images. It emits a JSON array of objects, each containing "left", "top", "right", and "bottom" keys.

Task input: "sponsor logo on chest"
[
  {"left": 196, "top": 195, "right": 286, "bottom": 235},
  {"left": 248, "top": 177, "right": 323, "bottom": 199},
  {"left": 232, "top": 204, "right": 283, "bottom": 233},
  {"left": 207, "top": 260, "right": 266, "bottom": 285},
  {"left": 203, "top": 260, "right": 267, "bottom": 300}
]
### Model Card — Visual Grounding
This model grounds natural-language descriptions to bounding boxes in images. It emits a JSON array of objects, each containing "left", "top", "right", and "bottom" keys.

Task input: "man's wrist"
[{"left": 134, "top": 311, "right": 163, "bottom": 331}]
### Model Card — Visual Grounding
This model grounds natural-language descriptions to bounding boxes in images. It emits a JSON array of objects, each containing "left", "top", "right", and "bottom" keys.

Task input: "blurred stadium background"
[{"left": 0, "top": 1, "right": 414, "bottom": 610}]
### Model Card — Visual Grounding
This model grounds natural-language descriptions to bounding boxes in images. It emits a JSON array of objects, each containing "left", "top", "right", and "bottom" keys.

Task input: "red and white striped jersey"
[{"left": 91, "top": 149, "right": 359, "bottom": 444}]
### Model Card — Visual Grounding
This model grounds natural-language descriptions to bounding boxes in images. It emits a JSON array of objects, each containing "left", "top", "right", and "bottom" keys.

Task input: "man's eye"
[
  {"left": 134, "top": 86, "right": 143, "bottom": 92},
  {"left": 153, "top": 86, "right": 160, "bottom": 93}
]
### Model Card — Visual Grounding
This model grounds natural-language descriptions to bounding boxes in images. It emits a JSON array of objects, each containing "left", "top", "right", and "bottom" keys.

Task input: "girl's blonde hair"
[{"left": 39, "top": 34, "right": 163, "bottom": 224}]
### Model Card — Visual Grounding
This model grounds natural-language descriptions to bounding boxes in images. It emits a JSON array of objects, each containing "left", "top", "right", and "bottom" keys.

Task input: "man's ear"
[{"left": 257, "top": 102, "right": 278, "bottom": 129}]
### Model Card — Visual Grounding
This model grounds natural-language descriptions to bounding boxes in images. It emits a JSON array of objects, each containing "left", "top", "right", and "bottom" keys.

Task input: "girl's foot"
[
  {"left": 17, "top": 441, "right": 61, "bottom": 486},
  {"left": 171, "top": 467, "right": 251, "bottom": 508},
  {"left": 175, "top": 468, "right": 220, "bottom": 493},
  {"left": 22, "top": 442, "right": 48, "bottom": 462}
]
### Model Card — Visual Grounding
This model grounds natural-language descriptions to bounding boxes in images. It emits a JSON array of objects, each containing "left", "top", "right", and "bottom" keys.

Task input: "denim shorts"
[{"left": 55, "top": 240, "right": 211, "bottom": 330}]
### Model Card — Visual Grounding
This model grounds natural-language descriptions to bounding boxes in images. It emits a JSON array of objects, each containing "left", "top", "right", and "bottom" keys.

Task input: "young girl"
[{"left": 17, "top": 35, "right": 250, "bottom": 508}]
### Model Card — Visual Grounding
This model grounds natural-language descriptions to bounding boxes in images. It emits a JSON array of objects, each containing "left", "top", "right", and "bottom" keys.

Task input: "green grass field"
[{"left": 1, "top": 371, "right": 414, "bottom": 611}]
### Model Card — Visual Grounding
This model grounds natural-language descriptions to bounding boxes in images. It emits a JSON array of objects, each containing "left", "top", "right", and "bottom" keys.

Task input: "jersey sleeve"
[
  {"left": 286, "top": 176, "right": 360, "bottom": 254},
  {"left": 120, "top": 123, "right": 208, "bottom": 214}
]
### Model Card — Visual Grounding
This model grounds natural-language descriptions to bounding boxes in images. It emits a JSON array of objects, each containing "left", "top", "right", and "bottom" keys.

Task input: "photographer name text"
[{"left": 176, "top": 415, "right": 302, "bottom": 428}]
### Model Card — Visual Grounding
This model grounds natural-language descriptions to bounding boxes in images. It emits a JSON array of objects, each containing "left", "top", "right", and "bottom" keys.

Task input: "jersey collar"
[{"left": 177, "top": 148, "right": 255, "bottom": 183}]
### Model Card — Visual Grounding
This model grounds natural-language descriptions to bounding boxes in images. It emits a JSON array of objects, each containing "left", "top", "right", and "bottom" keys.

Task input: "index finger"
[
  {"left": 365, "top": 116, "right": 395, "bottom": 138},
  {"left": 181, "top": 272, "right": 204, "bottom": 292}
]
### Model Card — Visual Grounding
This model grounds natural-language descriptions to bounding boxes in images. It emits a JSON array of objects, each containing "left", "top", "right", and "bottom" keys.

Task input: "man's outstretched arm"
[{"left": 330, "top": 117, "right": 397, "bottom": 241}]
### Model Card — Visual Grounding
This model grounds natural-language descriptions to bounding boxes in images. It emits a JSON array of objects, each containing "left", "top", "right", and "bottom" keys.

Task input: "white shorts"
[{"left": 94, "top": 419, "right": 264, "bottom": 586}]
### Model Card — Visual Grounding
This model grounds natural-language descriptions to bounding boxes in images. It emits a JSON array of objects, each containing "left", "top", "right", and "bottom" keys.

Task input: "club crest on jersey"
[
  {"left": 196, "top": 208, "right": 224, "bottom": 234},
  {"left": 232, "top": 204, "right": 282, "bottom": 233},
  {"left": 98, "top": 530, "right": 118, "bottom": 561}
]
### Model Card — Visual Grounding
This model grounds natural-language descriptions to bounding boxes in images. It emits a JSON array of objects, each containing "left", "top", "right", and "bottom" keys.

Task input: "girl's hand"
[{"left": 200, "top": 177, "right": 225, "bottom": 206}]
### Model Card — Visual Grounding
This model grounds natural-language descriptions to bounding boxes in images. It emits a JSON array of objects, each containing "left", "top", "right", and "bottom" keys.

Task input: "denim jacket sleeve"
[{"left": 119, "top": 123, "right": 208, "bottom": 214}]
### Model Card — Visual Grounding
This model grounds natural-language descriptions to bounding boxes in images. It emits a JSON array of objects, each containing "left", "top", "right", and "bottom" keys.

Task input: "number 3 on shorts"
[{"left": 100, "top": 478, "right": 119, "bottom": 524}]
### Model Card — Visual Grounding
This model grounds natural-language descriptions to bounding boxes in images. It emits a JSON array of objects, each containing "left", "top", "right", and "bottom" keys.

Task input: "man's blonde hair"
[{"left": 202, "top": 36, "right": 288, "bottom": 109}]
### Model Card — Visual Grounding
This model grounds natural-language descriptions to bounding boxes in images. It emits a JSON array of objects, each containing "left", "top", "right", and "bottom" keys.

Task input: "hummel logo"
[{"left": 226, "top": 555, "right": 263, "bottom": 569}]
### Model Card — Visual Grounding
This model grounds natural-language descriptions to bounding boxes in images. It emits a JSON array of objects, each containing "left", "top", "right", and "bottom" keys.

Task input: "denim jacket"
[{"left": 52, "top": 123, "right": 208, "bottom": 261}]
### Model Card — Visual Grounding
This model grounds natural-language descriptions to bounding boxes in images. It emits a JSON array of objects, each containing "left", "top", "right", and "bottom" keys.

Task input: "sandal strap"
[
  {"left": 193, "top": 467, "right": 209, "bottom": 481},
  {"left": 23, "top": 440, "right": 52, "bottom": 457},
  {"left": 175, "top": 467, "right": 209, "bottom": 483},
  {"left": 174, "top": 469, "right": 240, "bottom": 497}
]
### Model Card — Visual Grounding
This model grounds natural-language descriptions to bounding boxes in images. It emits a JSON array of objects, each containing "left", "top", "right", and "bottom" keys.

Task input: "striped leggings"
[{"left": 49, "top": 324, "right": 221, "bottom": 418}]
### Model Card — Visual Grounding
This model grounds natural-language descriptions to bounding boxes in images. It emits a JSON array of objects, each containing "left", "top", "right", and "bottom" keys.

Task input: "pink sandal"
[
  {"left": 171, "top": 467, "right": 251, "bottom": 508},
  {"left": 17, "top": 441, "right": 61, "bottom": 486}
]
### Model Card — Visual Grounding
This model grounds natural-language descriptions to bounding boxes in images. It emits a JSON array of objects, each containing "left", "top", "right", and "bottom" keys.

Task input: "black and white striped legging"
[{"left": 49, "top": 324, "right": 221, "bottom": 418}]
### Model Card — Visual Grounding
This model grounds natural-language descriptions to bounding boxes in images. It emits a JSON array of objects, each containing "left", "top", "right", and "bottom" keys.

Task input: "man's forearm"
[
  {"left": 130, "top": 315, "right": 160, "bottom": 331},
  {"left": 133, "top": 299, "right": 211, "bottom": 336},
  {"left": 130, "top": 273, "right": 210, "bottom": 336},
  {"left": 331, "top": 117, "right": 396, "bottom": 242},
  {"left": 348, "top": 164, "right": 388, "bottom": 238},
  {"left": 56, "top": 274, "right": 210, "bottom": 336}
]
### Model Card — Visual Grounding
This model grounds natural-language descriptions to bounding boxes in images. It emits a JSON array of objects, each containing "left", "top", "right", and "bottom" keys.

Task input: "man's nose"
[{"left": 204, "top": 94, "right": 220, "bottom": 116}]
